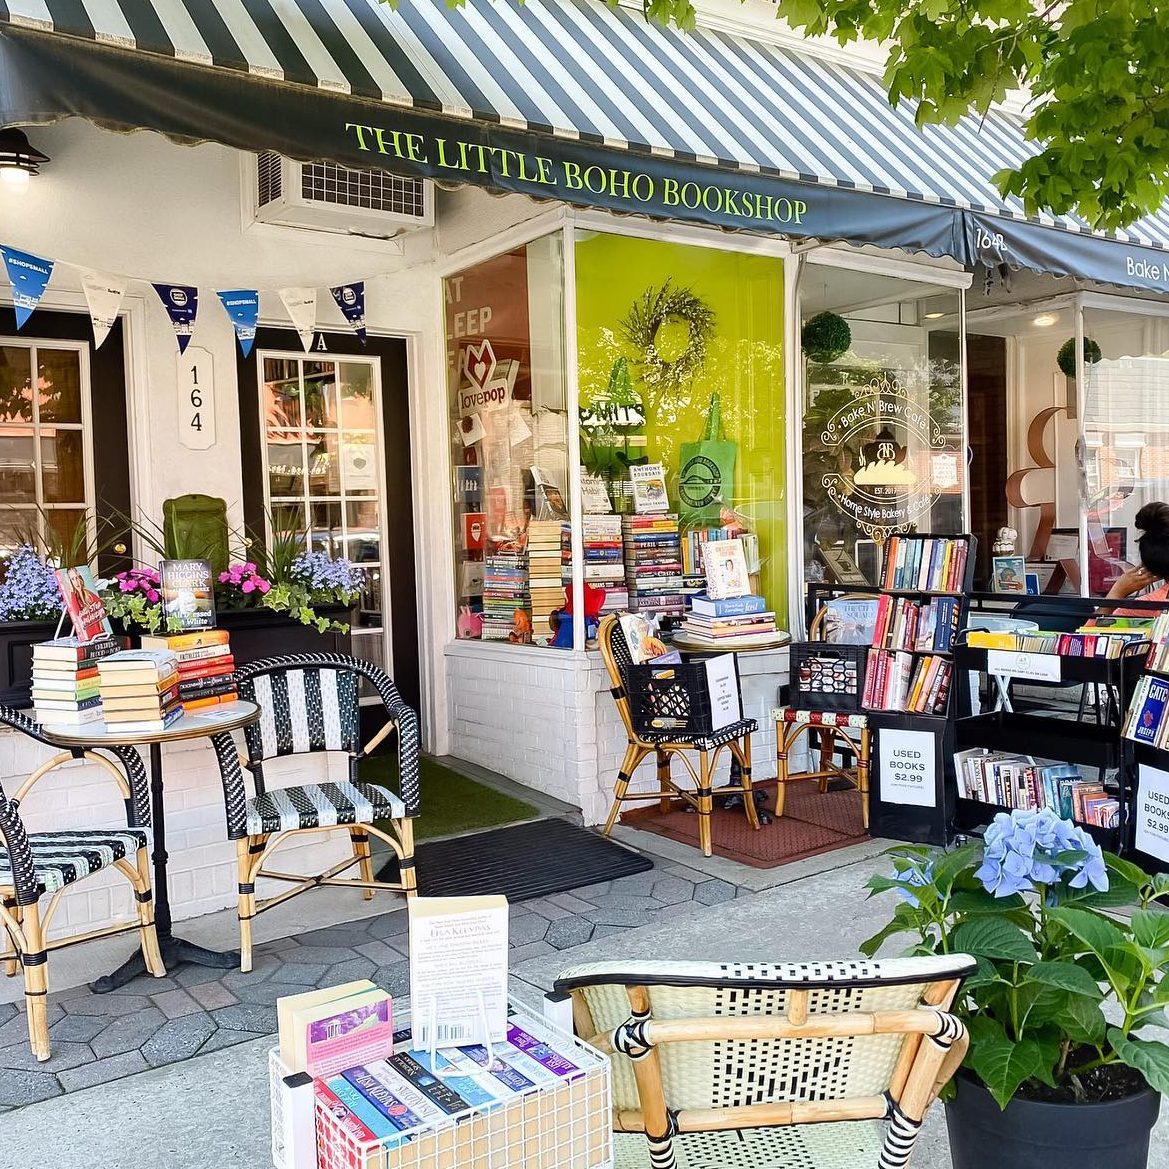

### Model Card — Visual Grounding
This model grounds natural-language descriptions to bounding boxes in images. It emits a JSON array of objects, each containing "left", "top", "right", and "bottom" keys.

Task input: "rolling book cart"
[
  {"left": 803, "top": 532, "right": 977, "bottom": 846},
  {"left": 953, "top": 640, "right": 1147, "bottom": 853}
]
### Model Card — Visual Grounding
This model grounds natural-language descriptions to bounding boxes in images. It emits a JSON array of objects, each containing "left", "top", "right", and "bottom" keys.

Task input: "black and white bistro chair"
[
  {"left": 556, "top": 955, "right": 974, "bottom": 1169},
  {"left": 0, "top": 708, "right": 163, "bottom": 1061},
  {"left": 209, "top": 653, "right": 420, "bottom": 972}
]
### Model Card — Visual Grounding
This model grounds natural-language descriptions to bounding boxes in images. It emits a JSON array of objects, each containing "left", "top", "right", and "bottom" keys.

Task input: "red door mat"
[{"left": 623, "top": 782, "right": 868, "bottom": 869}]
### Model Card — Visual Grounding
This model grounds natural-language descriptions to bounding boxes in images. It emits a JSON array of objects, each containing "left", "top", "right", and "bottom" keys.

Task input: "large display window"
[{"left": 800, "top": 267, "right": 966, "bottom": 586}]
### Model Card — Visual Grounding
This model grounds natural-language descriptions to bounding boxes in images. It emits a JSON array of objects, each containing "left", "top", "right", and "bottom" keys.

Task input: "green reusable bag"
[{"left": 677, "top": 394, "right": 736, "bottom": 525}]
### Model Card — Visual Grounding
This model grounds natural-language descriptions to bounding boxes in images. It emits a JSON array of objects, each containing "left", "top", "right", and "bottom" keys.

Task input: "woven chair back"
[{"left": 598, "top": 613, "right": 638, "bottom": 741}]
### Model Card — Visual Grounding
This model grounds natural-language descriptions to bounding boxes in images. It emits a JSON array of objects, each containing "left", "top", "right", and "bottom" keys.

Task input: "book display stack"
[
  {"left": 969, "top": 623, "right": 1150, "bottom": 658},
  {"left": 678, "top": 592, "right": 778, "bottom": 648},
  {"left": 528, "top": 521, "right": 567, "bottom": 647},
  {"left": 955, "top": 750, "right": 1119, "bottom": 827},
  {"left": 97, "top": 649, "right": 183, "bottom": 733},
  {"left": 30, "top": 635, "right": 121, "bottom": 725},
  {"left": 481, "top": 551, "right": 531, "bottom": 642},
  {"left": 141, "top": 629, "right": 236, "bottom": 711},
  {"left": 622, "top": 514, "right": 685, "bottom": 617}
]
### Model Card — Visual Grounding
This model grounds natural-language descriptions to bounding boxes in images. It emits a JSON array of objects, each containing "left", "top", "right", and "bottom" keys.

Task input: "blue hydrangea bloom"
[
  {"left": 975, "top": 808, "right": 1109, "bottom": 897},
  {"left": 0, "top": 546, "right": 63, "bottom": 621},
  {"left": 895, "top": 862, "right": 934, "bottom": 908},
  {"left": 289, "top": 551, "right": 363, "bottom": 595}
]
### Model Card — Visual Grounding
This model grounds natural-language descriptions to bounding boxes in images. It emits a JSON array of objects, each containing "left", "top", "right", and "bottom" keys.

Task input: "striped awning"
[{"left": 3, "top": 0, "right": 1169, "bottom": 287}]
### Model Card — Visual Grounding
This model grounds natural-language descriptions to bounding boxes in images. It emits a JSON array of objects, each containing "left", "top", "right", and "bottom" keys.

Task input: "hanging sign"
[
  {"left": 878, "top": 728, "right": 937, "bottom": 808},
  {"left": 279, "top": 287, "right": 317, "bottom": 353},
  {"left": 153, "top": 283, "right": 199, "bottom": 353},
  {"left": 178, "top": 347, "right": 215, "bottom": 451},
  {"left": 217, "top": 289, "right": 259, "bottom": 358},
  {"left": 1135, "top": 763, "right": 1169, "bottom": 865},
  {"left": 330, "top": 281, "right": 367, "bottom": 344},
  {"left": 986, "top": 649, "right": 1061, "bottom": 684},
  {"left": 80, "top": 271, "right": 126, "bottom": 349},
  {"left": 1, "top": 246, "right": 54, "bottom": 329}
]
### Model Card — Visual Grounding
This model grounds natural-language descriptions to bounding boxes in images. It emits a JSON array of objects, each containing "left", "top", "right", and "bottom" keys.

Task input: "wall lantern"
[{"left": 0, "top": 129, "right": 50, "bottom": 193}]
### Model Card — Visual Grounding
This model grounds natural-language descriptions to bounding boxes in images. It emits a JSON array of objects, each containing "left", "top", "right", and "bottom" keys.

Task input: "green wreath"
[
  {"left": 1057, "top": 337, "right": 1102, "bottom": 377},
  {"left": 620, "top": 280, "right": 716, "bottom": 394}
]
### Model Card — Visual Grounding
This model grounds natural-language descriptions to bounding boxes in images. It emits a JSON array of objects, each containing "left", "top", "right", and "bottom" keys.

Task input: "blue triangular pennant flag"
[
  {"left": 217, "top": 289, "right": 259, "bottom": 358},
  {"left": 153, "top": 283, "right": 199, "bottom": 354},
  {"left": 330, "top": 281, "right": 367, "bottom": 345},
  {"left": 1, "top": 246, "right": 54, "bottom": 329}
]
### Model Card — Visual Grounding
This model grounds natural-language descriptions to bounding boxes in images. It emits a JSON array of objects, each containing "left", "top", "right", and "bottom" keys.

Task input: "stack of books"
[
  {"left": 30, "top": 635, "right": 122, "bottom": 725},
  {"left": 527, "top": 520, "right": 568, "bottom": 646},
  {"left": 863, "top": 650, "right": 952, "bottom": 714},
  {"left": 141, "top": 629, "right": 236, "bottom": 711},
  {"left": 622, "top": 513, "right": 685, "bottom": 617},
  {"left": 278, "top": 980, "right": 394, "bottom": 1079},
  {"left": 955, "top": 749, "right": 1119, "bottom": 827},
  {"left": 582, "top": 515, "right": 625, "bottom": 585},
  {"left": 97, "top": 649, "right": 182, "bottom": 733},
  {"left": 678, "top": 593, "right": 778, "bottom": 646},
  {"left": 871, "top": 595, "right": 960, "bottom": 652},
  {"left": 881, "top": 535, "right": 969, "bottom": 591},
  {"left": 481, "top": 550, "right": 531, "bottom": 642},
  {"left": 681, "top": 525, "right": 760, "bottom": 579}
]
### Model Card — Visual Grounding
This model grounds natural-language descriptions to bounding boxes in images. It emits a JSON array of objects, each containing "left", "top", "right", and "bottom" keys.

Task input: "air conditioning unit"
[{"left": 253, "top": 151, "right": 434, "bottom": 237}]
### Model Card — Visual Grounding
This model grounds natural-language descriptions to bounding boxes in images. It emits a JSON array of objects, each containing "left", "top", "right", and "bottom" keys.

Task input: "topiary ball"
[
  {"left": 1057, "top": 337, "right": 1102, "bottom": 377},
  {"left": 802, "top": 312, "right": 852, "bottom": 363}
]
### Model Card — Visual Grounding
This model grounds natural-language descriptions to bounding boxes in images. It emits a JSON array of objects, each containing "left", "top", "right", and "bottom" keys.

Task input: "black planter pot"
[
  {"left": 946, "top": 1072, "right": 1161, "bottom": 1169},
  {"left": 217, "top": 605, "right": 353, "bottom": 668},
  {"left": 0, "top": 619, "right": 63, "bottom": 709}
]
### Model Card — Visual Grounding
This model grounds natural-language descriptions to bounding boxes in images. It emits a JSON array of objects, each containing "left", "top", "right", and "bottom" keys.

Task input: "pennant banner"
[
  {"left": 80, "top": 270, "right": 126, "bottom": 349},
  {"left": 153, "top": 283, "right": 199, "bottom": 354},
  {"left": 1, "top": 246, "right": 54, "bottom": 330},
  {"left": 217, "top": 289, "right": 259, "bottom": 358},
  {"left": 330, "top": 281, "right": 367, "bottom": 344},
  {"left": 279, "top": 287, "right": 317, "bottom": 353}
]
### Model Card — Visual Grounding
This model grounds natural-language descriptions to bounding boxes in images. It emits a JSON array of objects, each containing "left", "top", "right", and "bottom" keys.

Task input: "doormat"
[
  {"left": 624, "top": 781, "right": 867, "bottom": 869},
  {"left": 375, "top": 816, "right": 654, "bottom": 900}
]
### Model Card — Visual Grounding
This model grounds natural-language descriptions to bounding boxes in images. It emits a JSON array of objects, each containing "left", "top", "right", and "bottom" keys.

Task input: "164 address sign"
[{"left": 178, "top": 348, "right": 215, "bottom": 451}]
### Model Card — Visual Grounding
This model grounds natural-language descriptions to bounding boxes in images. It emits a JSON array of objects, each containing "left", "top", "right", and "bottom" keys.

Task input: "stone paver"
[
  {"left": 142, "top": 1016, "right": 219, "bottom": 1066},
  {"left": 0, "top": 1067, "right": 60, "bottom": 1105},
  {"left": 152, "top": 989, "right": 205, "bottom": 1020},
  {"left": 57, "top": 1049, "right": 149, "bottom": 1092}
]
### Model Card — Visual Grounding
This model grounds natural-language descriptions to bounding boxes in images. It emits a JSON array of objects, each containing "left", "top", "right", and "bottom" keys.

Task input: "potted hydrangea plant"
[
  {"left": 0, "top": 545, "right": 65, "bottom": 706},
  {"left": 864, "top": 808, "right": 1169, "bottom": 1169}
]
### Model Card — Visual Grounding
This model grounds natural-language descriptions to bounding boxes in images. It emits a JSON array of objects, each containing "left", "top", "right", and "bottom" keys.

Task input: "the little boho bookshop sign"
[
  {"left": 1136, "top": 763, "right": 1169, "bottom": 865},
  {"left": 878, "top": 728, "right": 937, "bottom": 809}
]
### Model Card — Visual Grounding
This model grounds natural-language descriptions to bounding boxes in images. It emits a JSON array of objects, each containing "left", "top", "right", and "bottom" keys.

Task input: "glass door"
[{"left": 259, "top": 352, "right": 390, "bottom": 682}]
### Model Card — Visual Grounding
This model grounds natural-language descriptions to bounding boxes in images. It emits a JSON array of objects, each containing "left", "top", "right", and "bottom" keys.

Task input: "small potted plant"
[
  {"left": 0, "top": 545, "right": 65, "bottom": 705},
  {"left": 864, "top": 808, "right": 1168, "bottom": 1169}
]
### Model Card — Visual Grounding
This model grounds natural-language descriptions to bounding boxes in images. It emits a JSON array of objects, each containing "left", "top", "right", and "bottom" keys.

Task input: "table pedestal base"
[{"left": 90, "top": 936, "right": 240, "bottom": 994}]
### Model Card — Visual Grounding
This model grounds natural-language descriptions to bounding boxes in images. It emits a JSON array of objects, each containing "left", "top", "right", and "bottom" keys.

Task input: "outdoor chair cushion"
[
  {"left": 614, "top": 1122, "right": 882, "bottom": 1169},
  {"left": 638, "top": 718, "right": 757, "bottom": 750},
  {"left": 772, "top": 707, "right": 868, "bottom": 729},
  {"left": 245, "top": 780, "right": 406, "bottom": 835},
  {"left": 0, "top": 828, "right": 148, "bottom": 896}
]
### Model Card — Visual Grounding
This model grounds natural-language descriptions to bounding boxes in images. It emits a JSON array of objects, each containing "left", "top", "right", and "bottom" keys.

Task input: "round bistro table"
[{"left": 39, "top": 699, "right": 261, "bottom": 993}]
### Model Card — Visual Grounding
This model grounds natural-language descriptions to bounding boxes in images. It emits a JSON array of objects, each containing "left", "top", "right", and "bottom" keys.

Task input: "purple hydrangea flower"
[{"left": 975, "top": 809, "right": 1109, "bottom": 898}]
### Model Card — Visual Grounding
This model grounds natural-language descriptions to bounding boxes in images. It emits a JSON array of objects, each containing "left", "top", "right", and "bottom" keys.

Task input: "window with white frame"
[
  {"left": 258, "top": 353, "right": 390, "bottom": 675},
  {"left": 0, "top": 340, "right": 93, "bottom": 555}
]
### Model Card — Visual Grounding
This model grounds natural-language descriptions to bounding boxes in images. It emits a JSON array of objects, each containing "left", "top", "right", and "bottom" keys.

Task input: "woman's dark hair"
[{"left": 1135, "top": 502, "right": 1169, "bottom": 580}]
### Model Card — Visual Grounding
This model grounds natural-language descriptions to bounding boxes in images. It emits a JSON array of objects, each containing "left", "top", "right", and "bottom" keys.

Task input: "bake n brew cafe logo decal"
[{"left": 820, "top": 375, "right": 945, "bottom": 537}]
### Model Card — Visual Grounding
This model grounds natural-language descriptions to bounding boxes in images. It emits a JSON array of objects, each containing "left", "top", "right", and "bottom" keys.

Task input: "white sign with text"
[
  {"left": 986, "top": 649, "right": 1061, "bottom": 683},
  {"left": 1136, "top": 763, "right": 1169, "bottom": 865},
  {"left": 879, "top": 728, "right": 937, "bottom": 808}
]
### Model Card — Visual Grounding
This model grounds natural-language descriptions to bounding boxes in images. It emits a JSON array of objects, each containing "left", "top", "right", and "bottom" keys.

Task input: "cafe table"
[{"left": 38, "top": 699, "right": 260, "bottom": 992}]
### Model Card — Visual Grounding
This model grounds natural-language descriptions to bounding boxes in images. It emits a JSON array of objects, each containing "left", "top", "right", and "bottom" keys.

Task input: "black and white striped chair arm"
[
  {"left": 103, "top": 744, "right": 151, "bottom": 828},
  {"left": 612, "top": 1010, "right": 654, "bottom": 1060},
  {"left": 878, "top": 1101, "right": 923, "bottom": 1169},
  {"left": 0, "top": 706, "right": 55, "bottom": 748},
  {"left": 0, "top": 791, "right": 37, "bottom": 905},
  {"left": 209, "top": 731, "right": 251, "bottom": 841},
  {"left": 929, "top": 1010, "right": 964, "bottom": 1046}
]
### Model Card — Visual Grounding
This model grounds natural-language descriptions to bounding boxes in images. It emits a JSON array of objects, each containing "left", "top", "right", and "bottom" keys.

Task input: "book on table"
[{"left": 33, "top": 635, "right": 123, "bottom": 664}]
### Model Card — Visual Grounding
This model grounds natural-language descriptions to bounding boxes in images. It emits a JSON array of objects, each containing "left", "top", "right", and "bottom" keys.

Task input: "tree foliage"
[{"left": 605, "top": 0, "right": 1169, "bottom": 231}]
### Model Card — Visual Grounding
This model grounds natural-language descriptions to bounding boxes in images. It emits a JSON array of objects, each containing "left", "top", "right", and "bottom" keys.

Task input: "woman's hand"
[{"left": 1107, "top": 565, "right": 1158, "bottom": 599}]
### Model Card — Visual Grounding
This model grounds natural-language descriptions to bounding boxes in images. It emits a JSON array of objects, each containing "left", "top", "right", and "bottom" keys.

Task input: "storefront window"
[
  {"left": 801, "top": 267, "right": 965, "bottom": 586},
  {"left": 574, "top": 234, "right": 788, "bottom": 626},
  {"left": 445, "top": 234, "right": 568, "bottom": 647}
]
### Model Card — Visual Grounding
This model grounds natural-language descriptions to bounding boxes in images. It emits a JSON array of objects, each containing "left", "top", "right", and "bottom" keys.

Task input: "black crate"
[
  {"left": 788, "top": 641, "right": 867, "bottom": 711},
  {"left": 628, "top": 661, "right": 730, "bottom": 735}
]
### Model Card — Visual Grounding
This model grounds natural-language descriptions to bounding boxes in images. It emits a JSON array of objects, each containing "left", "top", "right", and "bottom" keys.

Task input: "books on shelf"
[
  {"left": 1124, "top": 674, "right": 1169, "bottom": 747},
  {"left": 96, "top": 649, "right": 183, "bottom": 731},
  {"left": 870, "top": 595, "right": 959, "bottom": 653},
  {"left": 141, "top": 628, "right": 236, "bottom": 711},
  {"left": 481, "top": 550, "right": 531, "bottom": 643},
  {"left": 677, "top": 609, "right": 778, "bottom": 647},
  {"left": 31, "top": 635, "right": 124, "bottom": 725},
  {"left": 528, "top": 520, "right": 568, "bottom": 647},
  {"left": 681, "top": 526, "right": 760, "bottom": 578},
  {"left": 955, "top": 748, "right": 1119, "bottom": 827},
  {"left": 880, "top": 535, "right": 969, "bottom": 592},
  {"left": 967, "top": 628, "right": 1148, "bottom": 657},
  {"left": 862, "top": 650, "right": 952, "bottom": 714},
  {"left": 622, "top": 513, "right": 684, "bottom": 617}
]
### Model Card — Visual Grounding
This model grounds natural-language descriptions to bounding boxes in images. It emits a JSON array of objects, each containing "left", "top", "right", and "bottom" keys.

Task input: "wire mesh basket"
[
  {"left": 788, "top": 642, "right": 868, "bottom": 711},
  {"left": 270, "top": 999, "right": 612, "bottom": 1169}
]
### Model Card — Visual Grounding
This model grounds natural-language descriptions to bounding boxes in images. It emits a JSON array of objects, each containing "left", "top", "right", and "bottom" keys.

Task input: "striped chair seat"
[
  {"left": 640, "top": 718, "right": 758, "bottom": 750},
  {"left": 245, "top": 780, "right": 406, "bottom": 836},
  {"left": 772, "top": 707, "right": 868, "bottom": 729},
  {"left": 0, "top": 829, "right": 148, "bottom": 896},
  {"left": 614, "top": 1123, "right": 882, "bottom": 1169}
]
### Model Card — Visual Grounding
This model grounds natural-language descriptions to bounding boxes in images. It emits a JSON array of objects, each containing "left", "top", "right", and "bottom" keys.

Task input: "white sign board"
[
  {"left": 879, "top": 728, "right": 937, "bottom": 808},
  {"left": 1136, "top": 763, "right": 1169, "bottom": 864},
  {"left": 704, "top": 654, "right": 741, "bottom": 732},
  {"left": 178, "top": 347, "right": 215, "bottom": 451},
  {"left": 985, "top": 649, "right": 1061, "bottom": 683}
]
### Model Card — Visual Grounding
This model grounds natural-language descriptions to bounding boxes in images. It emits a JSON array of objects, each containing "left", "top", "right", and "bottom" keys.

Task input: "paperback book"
[{"left": 160, "top": 559, "right": 216, "bottom": 630}]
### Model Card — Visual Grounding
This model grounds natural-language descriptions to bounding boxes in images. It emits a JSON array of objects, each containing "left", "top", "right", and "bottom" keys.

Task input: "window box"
[
  {"left": 216, "top": 604, "right": 354, "bottom": 666},
  {"left": 0, "top": 619, "right": 64, "bottom": 709}
]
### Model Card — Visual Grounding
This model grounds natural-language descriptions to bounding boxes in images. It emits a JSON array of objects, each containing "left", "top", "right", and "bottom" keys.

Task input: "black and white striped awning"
[{"left": 3, "top": 0, "right": 1169, "bottom": 288}]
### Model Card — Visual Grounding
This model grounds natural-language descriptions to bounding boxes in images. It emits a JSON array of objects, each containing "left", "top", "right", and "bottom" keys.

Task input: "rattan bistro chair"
[
  {"left": 556, "top": 955, "right": 974, "bottom": 1169},
  {"left": 598, "top": 614, "right": 759, "bottom": 858},
  {"left": 209, "top": 653, "right": 419, "bottom": 972},
  {"left": 0, "top": 708, "right": 163, "bottom": 1060}
]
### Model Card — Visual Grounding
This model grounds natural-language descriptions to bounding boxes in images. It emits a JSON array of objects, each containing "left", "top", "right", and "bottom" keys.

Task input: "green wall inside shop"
[{"left": 574, "top": 234, "right": 787, "bottom": 622}]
